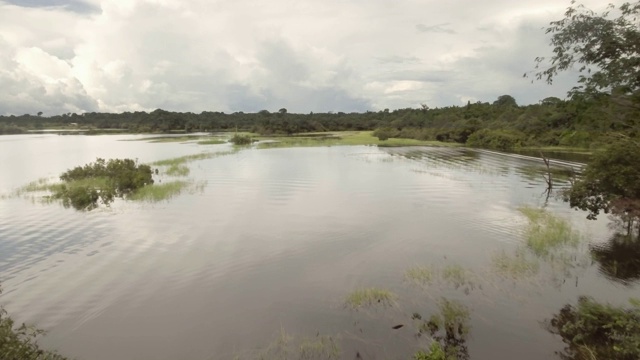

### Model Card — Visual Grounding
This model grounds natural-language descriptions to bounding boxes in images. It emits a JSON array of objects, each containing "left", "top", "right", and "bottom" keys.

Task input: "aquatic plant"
[
  {"left": 0, "top": 287, "right": 68, "bottom": 360},
  {"left": 413, "top": 342, "right": 446, "bottom": 360},
  {"left": 256, "top": 131, "right": 460, "bottom": 149},
  {"left": 234, "top": 328, "right": 340, "bottom": 360},
  {"left": 492, "top": 249, "right": 540, "bottom": 279},
  {"left": 151, "top": 150, "right": 237, "bottom": 167},
  {"left": 197, "top": 139, "right": 226, "bottom": 145},
  {"left": 166, "top": 164, "right": 190, "bottom": 176},
  {"left": 405, "top": 264, "right": 477, "bottom": 294},
  {"left": 519, "top": 207, "right": 581, "bottom": 257},
  {"left": 441, "top": 265, "right": 474, "bottom": 290},
  {"left": 547, "top": 296, "right": 640, "bottom": 360},
  {"left": 405, "top": 266, "right": 437, "bottom": 286},
  {"left": 414, "top": 298, "right": 471, "bottom": 360},
  {"left": 344, "top": 288, "right": 396, "bottom": 309},
  {"left": 230, "top": 134, "right": 253, "bottom": 145},
  {"left": 41, "top": 158, "right": 154, "bottom": 210},
  {"left": 129, "top": 181, "right": 198, "bottom": 202},
  {"left": 298, "top": 335, "right": 340, "bottom": 360}
]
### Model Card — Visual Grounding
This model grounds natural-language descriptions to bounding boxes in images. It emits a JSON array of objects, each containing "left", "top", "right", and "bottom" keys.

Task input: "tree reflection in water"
[{"left": 590, "top": 233, "right": 640, "bottom": 286}]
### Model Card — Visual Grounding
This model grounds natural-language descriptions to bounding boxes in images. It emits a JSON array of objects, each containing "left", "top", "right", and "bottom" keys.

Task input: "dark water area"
[{"left": 0, "top": 134, "right": 638, "bottom": 360}]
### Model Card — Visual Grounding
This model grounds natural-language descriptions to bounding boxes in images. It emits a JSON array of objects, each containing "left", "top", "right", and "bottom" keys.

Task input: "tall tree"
[
  {"left": 532, "top": 1, "right": 640, "bottom": 233},
  {"left": 533, "top": 1, "right": 640, "bottom": 97}
]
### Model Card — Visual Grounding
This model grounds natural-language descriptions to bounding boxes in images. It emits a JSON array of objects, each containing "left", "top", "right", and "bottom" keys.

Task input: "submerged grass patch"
[
  {"left": 492, "top": 249, "right": 540, "bottom": 278},
  {"left": 345, "top": 288, "right": 396, "bottom": 309},
  {"left": 405, "top": 264, "right": 477, "bottom": 293},
  {"left": 2, "top": 177, "right": 55, "bottom": 199},
  {"left": 166, "top": 164, "right": 190, "bottom": 176},
  {"left": 233, "top": 328, "right": 340, "bottom": 360},
  {"left": 129, "top": 181, "right": 204, "bottom": 202},
  {"left": 256, "top": 131, "right": 460, "bottom": 149},
  {"left": 124, "top": 135, "right": 228, "bottom": 145},
  {"left": 405, "top": 266, "right": 437, "bottom": 285},
  {"left": 197, "top": 139, "right": 226, "bottom": 145},
  {"left": 441, "top": 264, "right": 471, "bottom": 287},
  {"left": 519, "top": 207, "right": 581, "bottom": 257},
  {"left": 151, "top": 150, "right": 237, "bottom": 167}
]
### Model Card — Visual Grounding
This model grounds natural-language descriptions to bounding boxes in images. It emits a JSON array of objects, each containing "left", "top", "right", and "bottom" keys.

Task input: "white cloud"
[{"left": 0, "top": 0, "right": 615, "bottom": 115}]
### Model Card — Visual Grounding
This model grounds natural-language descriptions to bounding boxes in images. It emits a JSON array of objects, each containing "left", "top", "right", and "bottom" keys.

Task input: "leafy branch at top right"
[{"left": 532, "top": 1, "right": 640, "bottom": 237}]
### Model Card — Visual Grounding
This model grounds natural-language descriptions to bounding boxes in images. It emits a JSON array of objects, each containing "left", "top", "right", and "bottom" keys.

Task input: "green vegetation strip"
[
  {"left": 344, "top": 287, "right": 396, "bottom": 308},
  {"left": 405, "top": 264, "right": 476, "bottom": 291},
  {"left": 256, "top": 131, "right": 461, "bottom": 149},
  {"left": 166, "top": 164, "right": 190, "bottom": 176},
  {"left": 129, "top": 181, "right": 192, "bottom": 202},
  {"left": 150, "top": 150, "right": 237, "bottom": 167}
]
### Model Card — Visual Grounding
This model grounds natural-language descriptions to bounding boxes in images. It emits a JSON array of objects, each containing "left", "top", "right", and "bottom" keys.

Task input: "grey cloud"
[
  {"left": 1, "top": 0, "right": 602, "bottom": 115},
  {"left": 416, "top": 23, "right": 456, "bottom": 34},
  {"left": 375, "top": 55, "right": 421, "bottom": 65},
  {"left": 3, "top": 0, "right": 100, "bottom": 14},
  {"left": 378, "top": 70, "right": 453, "bottom": 83},
  {"left": 433, "top": 20, "right": 578, "bottom": 106},
  {"left": 243, "top": 40, "right": 371, "bottom": 113},
  {"left": 233, "top": 86, "right": 371, "bottom": 114}
]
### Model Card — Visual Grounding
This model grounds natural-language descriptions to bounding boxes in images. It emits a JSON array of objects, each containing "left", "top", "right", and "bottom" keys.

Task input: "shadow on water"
[{"left": 590, "top": 233, "right": 640, "bottom": 286}]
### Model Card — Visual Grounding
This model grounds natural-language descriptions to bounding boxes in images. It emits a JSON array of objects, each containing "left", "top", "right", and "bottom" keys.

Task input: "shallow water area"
[{"left": 0, "top": 134, "right": 637, "bottom": 360}]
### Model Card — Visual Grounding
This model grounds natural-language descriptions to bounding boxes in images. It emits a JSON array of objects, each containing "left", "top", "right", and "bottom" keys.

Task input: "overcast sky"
[{"left": 0, "top": 0, "right": 610, "bottom": 115}]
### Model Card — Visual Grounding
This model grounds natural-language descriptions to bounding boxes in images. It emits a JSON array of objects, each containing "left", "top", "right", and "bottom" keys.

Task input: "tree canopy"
[
  {"left": 563, "top": 138, "right": 640, "bottom": 231},
  {"left": 53, "top": 158, "right": 154, "bottom": 210},
  {"left": 534, "top": 1, "right": 640, "bottom": 96}
]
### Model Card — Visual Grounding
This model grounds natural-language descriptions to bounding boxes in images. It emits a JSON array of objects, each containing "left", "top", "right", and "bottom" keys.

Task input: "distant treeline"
[{"left": 2, "top": 93, "right": 638, "bottom": 149}]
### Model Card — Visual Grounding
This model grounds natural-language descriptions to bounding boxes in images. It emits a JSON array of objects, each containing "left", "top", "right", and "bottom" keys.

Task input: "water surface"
[{"left": 0, "top": 134, "right": 637, "bottom": 360}]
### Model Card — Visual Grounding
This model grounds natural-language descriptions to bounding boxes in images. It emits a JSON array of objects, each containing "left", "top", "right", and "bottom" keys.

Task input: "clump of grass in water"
[
  {"left": 405, "top": 266, "right": 437, "bottom": 286},
  {"left": 298, "top": 336, "right": 340, "bottom": 360},
  {"left": 492, "top": 248, "right": 540, "bottom": 278},
  {"left": 130, "top": 181, "right": 190, "bottom": 202},
  {"left": 230, "top": 134, "right": 254, "bottom": 145},
  {"left": 414, "top": 298, "right": 471, "bottom": 360},
  {"left": 234, "top": 328, "right": 340, "bottom": 360},
  {"left": 345, "top": 288, "right": 396, "bottom": 309},
  {"left": 405, "top": 264, "right": 477, "bottom": 294},
  {"left": 441, "top": 264, "right": 474, "bottom": 289},
  {"left": 2, "top": 177, "right": 53, "bottom": 199},
  {"left": 166, "top": 164, "right": 189, "bottom": 176},
  {"left": 519, "top": 207, "right": 581, "bottom": 257}
]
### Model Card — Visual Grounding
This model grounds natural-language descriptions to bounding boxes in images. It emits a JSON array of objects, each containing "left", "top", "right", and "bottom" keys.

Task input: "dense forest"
[{"left": 1, "top": 92, "right": 637, "bottom": 151}]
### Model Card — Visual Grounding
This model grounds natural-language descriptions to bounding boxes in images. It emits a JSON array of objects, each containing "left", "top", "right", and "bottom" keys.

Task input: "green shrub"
[
  {"left": 53, "top": 158, "right": 153, "bottom": 210},
  {"left": 548, "top": 297, "right": 640, "bottom": 360},
  {"left": 230, "top": 134, "right": 253, "bottom": 145},
  {"left": 373, "top": 127, "right": 399, "bottom": 141},
  {"left": 466, "top": 129, "right": 526, "bottom": 150},
  {"left": 559, "top": 130, "right": 596, "bottom": 148},
  {"left": 0, "top": 287, "right": 68, "bottom": 360}
]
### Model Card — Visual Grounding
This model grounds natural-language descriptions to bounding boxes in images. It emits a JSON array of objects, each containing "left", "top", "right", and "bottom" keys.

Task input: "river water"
[{"left": 0, "top": 134, "right": 637, "bottom": 360}]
